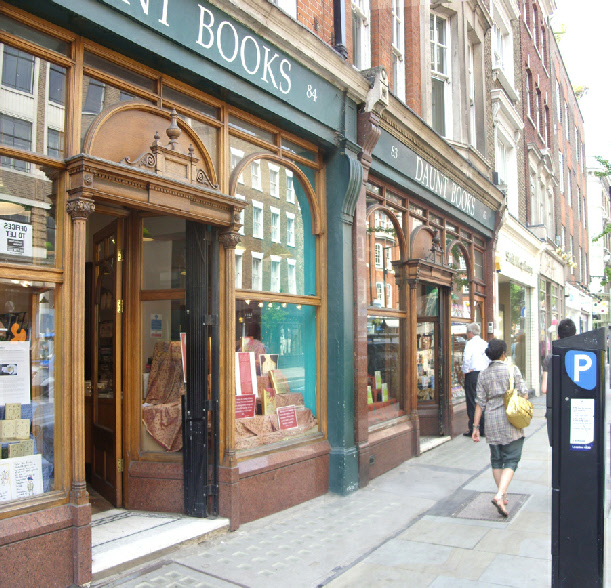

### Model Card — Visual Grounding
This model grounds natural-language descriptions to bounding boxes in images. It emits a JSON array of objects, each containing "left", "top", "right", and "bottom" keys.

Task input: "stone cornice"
[
  {"left": 380, "top": 99, "right": 504, "bottom": 212},
  {"left": 209, "top": 0, "right": 370, "bottom": 106}
]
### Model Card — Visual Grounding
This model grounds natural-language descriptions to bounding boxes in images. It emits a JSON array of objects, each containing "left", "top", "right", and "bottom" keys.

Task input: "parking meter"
[{"left": 550, "top": 328, "right": 606, "bottom": 587}]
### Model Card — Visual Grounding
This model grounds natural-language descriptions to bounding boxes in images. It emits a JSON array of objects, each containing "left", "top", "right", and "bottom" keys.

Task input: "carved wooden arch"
[
  {"left": 410, "top": 225, "right": 438, "bottom": 261},
  {"left": 229, "top": 152, "right": 321, "bottom": 235},
  {"left": 365, "top": 203, "right": 406, "bottom": 260},
  {"left": 82, "top": 101, "right": 218, "bottom": 188},
  {"left": 445, "top": 239, "right": 473, "bottom": 281}
]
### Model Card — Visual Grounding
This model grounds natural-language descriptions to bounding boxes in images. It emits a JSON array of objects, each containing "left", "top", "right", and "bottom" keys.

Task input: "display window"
[
  {"left": 140, "top": 217, "right": 187, "bottom": 454},
  {"left": 499, "top": 281, "right": 532, "bottom": 388},
  {"left": 365, "top": 202, "right": 406, "bottom": 426},
  {"left": 0, "top": 278, "right": 56, "bottom": 503},
  {"left": 231, "top": 115, "right": 322, "bottom": 451},
  {"left": 0, "top": 15, "right": 67, "bottom": 510}
]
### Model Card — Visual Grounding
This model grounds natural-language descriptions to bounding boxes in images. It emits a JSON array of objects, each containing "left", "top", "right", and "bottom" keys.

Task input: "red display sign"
[
  {"left": 235, "top": 394, "right": 256, "bottom": 419},
  {"left": 277, "top": 405, "right": 298, "bottom": 430}
]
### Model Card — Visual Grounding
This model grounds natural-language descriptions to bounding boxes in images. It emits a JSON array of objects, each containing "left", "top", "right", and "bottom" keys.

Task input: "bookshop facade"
[
  {"left": 353, "top": 120, "right": 503, "bottom": 483},
  {"left": 0, "top": 0, "right": 369, "bottom": 585}
]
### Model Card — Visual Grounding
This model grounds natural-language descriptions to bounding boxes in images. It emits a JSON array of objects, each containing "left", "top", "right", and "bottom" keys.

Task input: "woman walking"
[{"left": 472, "top": 338, "right": 528, "bottom": 517}]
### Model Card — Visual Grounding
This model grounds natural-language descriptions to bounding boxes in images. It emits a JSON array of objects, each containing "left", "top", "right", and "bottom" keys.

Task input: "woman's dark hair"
[{"left": 485, "top": 338, "right": 507, "bottom": 361}]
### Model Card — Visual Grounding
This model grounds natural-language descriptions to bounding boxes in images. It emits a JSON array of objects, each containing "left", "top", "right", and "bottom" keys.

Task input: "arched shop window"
[
  {"left": 231, "top": 127, "right": 321, "bottom": 450},
  {"left": 447, "top": 241, "right": 473, "bottom": 407},
  {"left": 448, "top": 242, "right": 472, "bottom": 320},
  {"left": 365, "top": 206, "right": 406, "bottom": 427}
]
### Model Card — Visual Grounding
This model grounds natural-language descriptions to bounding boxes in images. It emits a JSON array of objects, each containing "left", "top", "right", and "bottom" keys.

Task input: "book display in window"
[{"left": 234, "top": 339, "right": 318, "bottom": 449}]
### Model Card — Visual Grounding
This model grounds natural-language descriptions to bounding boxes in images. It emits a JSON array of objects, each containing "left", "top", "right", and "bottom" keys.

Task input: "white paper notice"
[
  {"left": 0, "top": 341, "right": 30, "bottom": 406},
  {"left": 570, "top": 398, "right": 595, "bottom": 451},
  {"left": 0, "top": 454, "right": 43, "bottom": 502},
  {"left": 12, "top": 454, "right": 43, "bottom": 499},
  {"left": 0, "top": 221, "right": 32, "bottom": 257}
]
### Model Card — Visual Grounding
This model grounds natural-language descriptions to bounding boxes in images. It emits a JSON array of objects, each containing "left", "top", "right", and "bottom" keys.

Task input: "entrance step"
[
  {"left": 420, "top": 435, "right": 451, "bottom": 453},
  {"left": 91, "top": 509, "right": 229, "bottom": 580}
]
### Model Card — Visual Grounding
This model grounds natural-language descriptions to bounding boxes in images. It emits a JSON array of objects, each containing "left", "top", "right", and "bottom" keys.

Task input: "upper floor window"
[
  {"left": 48, "top": 64, "right": 66, "bottom": 105},
  {"left": 235, "top": 251, "right": 243, "bottom": 289},
  {"left": 269, "top": 163, "right": 280, "bottom": 198},
  {"left": 2, "top": 46, "right": 34, "bottom": 93},
  {"left": 352, "top": 0, "right": 371, "bottom": 70},
  {"left": 82, "top": 78, "right": 105, "bottom": 115},
  {"left": 252, "top": 200, "right": 263, "bottom": 239},
  {"left": 286, "top": 170, "right": 295, "bottom": 202},
  {"left": 567, "top": 169, "right": 572, "bottom": 206},
  {"left": 375, "top": 243, "right": 383, "bottom": 268},
  {"left": 286, "top": 212, "right": 295, "bottom": 247},
  {"left": 270, "top": 207, "right": 280, "bottom": 243},
  {"left": 468, "top": 43, "right": 476, "bottom": 146},
  {"left": 526, "top": 71, "right": 533, "bottom": 120},
  {"left": 231, "top": 147, "right": 245, "bottom": 184},
  {"left": 556, "top": 82, "right": 562, "bottom": 124},
  {"left": 270, "top": 0, "right": 297, "bottom": 19},
  {"left": 251, "top": 160, "right": 262, "bottom": 191},
  {"left": 430, "top": 13, "right": 449, "bottom": 136},
  {"left": 0, "top": 115, "right": 31, "bottom": 171},
  {"left": 559, "top": 151, "right": 564, "bottom": 193},
  {"left": 392, "top": 0, "right": 405, "bottom": 98},
  {"left": 47, "top": 128, "right": 64, "bottom": 159}
]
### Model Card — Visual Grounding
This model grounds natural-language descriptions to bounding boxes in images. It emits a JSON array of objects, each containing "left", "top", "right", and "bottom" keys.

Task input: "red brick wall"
[
  {"left": 403, "top": 0, "right": 421, "bottom": 115},
  {"left": 370, "top": 0, "right": 393, "bottom": 91},
  {"left": 296, "top": 0, "right": 335, "bottom": 46},
  {"left": 520, "top": 0, "right": 552, "bottom": 225}
]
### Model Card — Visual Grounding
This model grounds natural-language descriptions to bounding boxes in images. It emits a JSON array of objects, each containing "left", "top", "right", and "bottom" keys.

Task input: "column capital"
[
  {"left": 67, "top": 197, "right": 95, "bottom": 221},
  {"left": 219, "top": 230, "right": 241, "bottom": 250}
]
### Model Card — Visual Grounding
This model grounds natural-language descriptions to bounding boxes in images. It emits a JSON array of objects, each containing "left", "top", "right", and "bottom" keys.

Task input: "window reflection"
[
  {"left": 0, "top": 160, "right": 56, "bottom": 266},
  {"left": 0, "top": 46, "right": 66, "bottom": 163},
  {"left": 366, "top": 210, "right": 400, "bottom": 310},
  {"left": 230, "top": 145, "right": 315, "bottom": 296}
]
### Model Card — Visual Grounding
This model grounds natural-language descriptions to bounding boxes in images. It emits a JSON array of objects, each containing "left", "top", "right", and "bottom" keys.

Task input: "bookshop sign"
[
  {"left": 63, "top": 0, "right": 346, "bottom": 130},
  {"left": 374, "top": 130, "right": 495, "bottom": 231}
]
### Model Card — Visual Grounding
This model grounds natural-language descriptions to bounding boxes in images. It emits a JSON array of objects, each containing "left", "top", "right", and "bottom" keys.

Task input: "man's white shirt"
[{"left": 462, "top": 335, "right": 490, "bottom": 373}]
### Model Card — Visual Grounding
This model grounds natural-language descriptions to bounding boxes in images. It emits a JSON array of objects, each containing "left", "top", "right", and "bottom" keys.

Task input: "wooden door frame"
[{"left": 90, "top": 218, "right": 124, "bottom": 506}]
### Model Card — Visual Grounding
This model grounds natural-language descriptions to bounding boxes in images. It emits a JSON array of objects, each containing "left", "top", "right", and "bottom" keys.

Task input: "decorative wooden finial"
[{"left": 166, "top": 109, "right": 180, "bottom": 150}]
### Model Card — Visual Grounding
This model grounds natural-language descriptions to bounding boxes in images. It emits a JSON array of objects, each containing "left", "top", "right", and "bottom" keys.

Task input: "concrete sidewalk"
[{"left": 93, "top": 398, "right": 606, "bottom": 587}]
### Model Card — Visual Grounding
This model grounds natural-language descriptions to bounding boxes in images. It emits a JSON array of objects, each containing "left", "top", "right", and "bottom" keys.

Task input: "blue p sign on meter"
[{"left": 565, "top": 350, "right": 597, "bottom": 390}]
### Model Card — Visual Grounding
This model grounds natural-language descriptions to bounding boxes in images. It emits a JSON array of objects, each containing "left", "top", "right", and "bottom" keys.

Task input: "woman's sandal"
[{"left": 492, "top": 496, "right": 509, "bottom": 517}]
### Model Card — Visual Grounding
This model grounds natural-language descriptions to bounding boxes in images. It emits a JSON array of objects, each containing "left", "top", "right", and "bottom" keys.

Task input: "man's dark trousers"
[{"left": 465, "top": 371, "right": 484, "bottom": 434}]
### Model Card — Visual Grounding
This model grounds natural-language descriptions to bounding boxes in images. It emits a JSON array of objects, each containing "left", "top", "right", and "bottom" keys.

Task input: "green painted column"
[{"left": 326, "top": 142, "right": 363, "bottom": 495}]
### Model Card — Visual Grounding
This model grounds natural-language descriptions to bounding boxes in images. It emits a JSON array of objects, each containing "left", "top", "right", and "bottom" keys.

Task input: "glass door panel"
[{"left": 417, "top": 321, "right": 437, "bottom": 402}]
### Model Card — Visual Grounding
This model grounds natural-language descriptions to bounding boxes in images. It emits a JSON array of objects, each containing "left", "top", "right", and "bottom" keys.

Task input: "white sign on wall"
[{"left": 0, "top": 221, "right": 32, "bottom": 257}]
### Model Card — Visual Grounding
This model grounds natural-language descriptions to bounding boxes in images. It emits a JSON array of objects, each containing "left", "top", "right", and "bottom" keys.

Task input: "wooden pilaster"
[
  {"left": 67, "top": 196, "right": 95, "bottom": 505},
  {"left": 219, "top": 230, "right": 239, "bottom": 469}
]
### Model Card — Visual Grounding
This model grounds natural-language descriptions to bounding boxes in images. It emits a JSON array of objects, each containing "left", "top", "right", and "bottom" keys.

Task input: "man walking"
[{"left": 462, "top": 323, "right": 489, "bottom": 436}]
